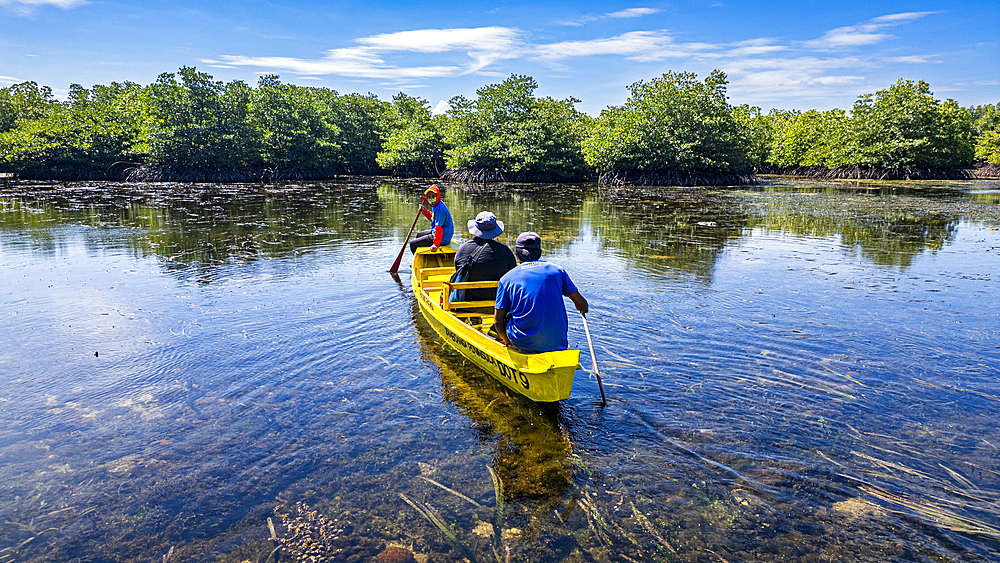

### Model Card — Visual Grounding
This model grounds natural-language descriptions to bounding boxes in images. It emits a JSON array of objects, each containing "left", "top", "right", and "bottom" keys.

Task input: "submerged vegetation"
[
  {"left": 1, "top": 68, "right": 997, "bottom": 184},
  {"left": 1, "top": 180, "right": 999, "bottom": 562}
]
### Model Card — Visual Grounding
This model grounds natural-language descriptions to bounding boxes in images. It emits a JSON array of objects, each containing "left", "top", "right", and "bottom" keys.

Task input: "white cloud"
[
  {"left": 431, "top": 100, "right": 451, "bottom": 115},
  {"left": 804, "top": 11, "right": 936, "bottom": 50},
  {"left": 560, "top": 7, "right": 660, "bottom": 26},
  {"left": 725, "top": 38, "right": 789, "bottom": 57},
  {"left": 606, "top": 8, "right": 660, "bottom": 19},
  {"left": 871, "top": 11, "right": 938, "bottom": 23},
  {"left": 209, "top": 52, "right": 460, "bottom": 79},
  {"left": 358, "top": 26, "right": 521, "bottom": 53},
  {"left": 812, "top": 75, "right": 866, "bottom": 85},
  {"left": 807, "top": 27, "right": 889, "bottom": 48},
  {"left": 1, "top": 0, "right": 85, "bottom": 15},
  {"left": 890, "top": 55, "right": 938, "bottom": 64},
  {"left": 704, "top": 52, "right": 874, "bottom": 104},
  {"left": 535, "top": 30, "right": 713, "bottom": 62},
  {"left": 0, "top": 75, "right": 25, "bottom": 86},
  {"left": 209, "top": 26, "right": 522, "bottom": 79},
  {"left": 205, "top": 11, "right": 941, "bottom": 108}
]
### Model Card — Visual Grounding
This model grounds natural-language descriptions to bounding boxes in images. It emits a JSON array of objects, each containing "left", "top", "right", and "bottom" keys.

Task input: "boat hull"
[{"left": 411, "top": 247, "right": 579, "bottom": 402}]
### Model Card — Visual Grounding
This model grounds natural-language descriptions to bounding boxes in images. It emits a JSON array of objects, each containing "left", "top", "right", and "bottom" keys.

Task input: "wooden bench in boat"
[
  {"left": 418, "top": 266, "right": 499, "bottom": 333},
  {"left": 441, "top": 280, "right": 499, "bottom": 313},
  {"left": 442, "top": 280, "right": 500, "bottom": 337},
  {"left": 418, "top": 266, "right": 453, "bottom": 291}
]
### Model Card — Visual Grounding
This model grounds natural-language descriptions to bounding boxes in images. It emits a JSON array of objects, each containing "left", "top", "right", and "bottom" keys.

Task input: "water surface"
[{"left": 1, "top": 177, "right": 998, "bottom": 562}]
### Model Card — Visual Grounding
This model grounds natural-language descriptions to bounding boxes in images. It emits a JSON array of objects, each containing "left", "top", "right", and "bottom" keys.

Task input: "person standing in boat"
[
  {"left": 494, "top": 232, "right": 588, "bottom": 353},
  {"left": 453, "top": 211, "right": 517, "bottom": 302},
  {"left": 409, "top": 184, "right": 454, "bottom": 254}
]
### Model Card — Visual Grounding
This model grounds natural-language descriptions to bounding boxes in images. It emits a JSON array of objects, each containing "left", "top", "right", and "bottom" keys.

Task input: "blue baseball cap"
[{"left": 515, "top": 231, "right": 541, "bottom": 249}]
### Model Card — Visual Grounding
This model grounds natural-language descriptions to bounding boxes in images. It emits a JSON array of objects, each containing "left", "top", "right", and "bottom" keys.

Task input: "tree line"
[{"left": 1, "top": 67, "right": 997, "bottom": 184}]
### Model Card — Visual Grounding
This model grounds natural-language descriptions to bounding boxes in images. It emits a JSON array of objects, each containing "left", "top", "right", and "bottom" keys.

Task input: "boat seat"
[
  {"left": 419, "top": 267, "right": 454, "bottom": 280},
  {"left": 451, "top": 311, "right": 488, "bottom": 319},
  {"left": 441, "top": 280, "right": 499, "bottom": 312},
  {"left": 446, "top": 300, "right": 495, "bottom": 310}
]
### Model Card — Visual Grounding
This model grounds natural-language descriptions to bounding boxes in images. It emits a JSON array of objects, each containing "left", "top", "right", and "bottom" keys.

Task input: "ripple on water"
[{"left": 1, "top": 180, "right": 998, "bottom": 562}]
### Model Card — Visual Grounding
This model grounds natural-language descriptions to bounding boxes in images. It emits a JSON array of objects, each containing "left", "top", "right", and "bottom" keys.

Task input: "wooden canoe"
[{"left": 410, "top": 246, "right": 580, "bottom": 402}]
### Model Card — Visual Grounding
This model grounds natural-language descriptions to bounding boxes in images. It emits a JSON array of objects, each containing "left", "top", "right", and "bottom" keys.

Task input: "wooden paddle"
[
  {"left": 389, "top": 202, "right": 424, "bottom": 274},
  {"left": 580, "top": 312, "right": 607, "bottom": 407}
]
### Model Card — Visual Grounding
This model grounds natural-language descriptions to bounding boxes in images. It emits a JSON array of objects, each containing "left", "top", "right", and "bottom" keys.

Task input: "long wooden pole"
[
  {"left": 580, "top": 312, "right": 607, "bottom": 407},
  {"left": 389, "top": 203, "right": 424, "bottom": 274}
]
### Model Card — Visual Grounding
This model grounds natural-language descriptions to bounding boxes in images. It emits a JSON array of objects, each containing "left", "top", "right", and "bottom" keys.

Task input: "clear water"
[{"left": 1, "top": 177, "right": 998, "bottom": 562}]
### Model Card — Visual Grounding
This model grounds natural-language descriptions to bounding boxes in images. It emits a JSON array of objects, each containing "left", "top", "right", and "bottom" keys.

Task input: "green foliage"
[
  {"left": 975, "top": 130, "right": 1000, "bottom": 164},
  {"left": 758, "top": 79, "right": 976, "bottom": 173},
  {"left": 731, "top": 104, "right": 771, "bottom": 168},
  {"left": 0, "top": 69, "right": 989, "bottom": 181},
  {"left": 844, "top": 79, "right": 974, "bottom": 168},
  {"left": 970, "top": 102, "right": 1000, "bottom": 164},
  {"left": 581, "top": 70, "right": 752, "bottom": 182},
  {"left": 376, "top": 94, "right": 447, "bottom": 177},
  {"left": 969, "top": 102, "right": 999, "bottom": 136},
  {"left": 0, "top": 82, "right": 56, "bottom": 133},
  {"left": 147, "top": 67, "right": 258, "bottom": 170},
  {"left": 324, "top": 92, "right": 389, "bottom": 174},
  {"left": 444, "top": 74, "right": 590, "bottom": 180},
  {"left": 767, "top": 109, "right": 847, "bottom": 168},
  {"left": 0, "top": 81, "right": 152, "bottom": 177},
  {"left": 251, "top": 75, "right": 341, "bottom": 171}
]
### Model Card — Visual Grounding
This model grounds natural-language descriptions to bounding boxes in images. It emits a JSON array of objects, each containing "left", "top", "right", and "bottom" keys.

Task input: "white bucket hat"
[{"left": 467, "top": 211, "right": 505, "bottom": 239}]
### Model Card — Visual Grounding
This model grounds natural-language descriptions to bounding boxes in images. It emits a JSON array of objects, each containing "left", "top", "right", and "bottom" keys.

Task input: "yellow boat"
[{"left": 410, "top": 246, "right": 581, "bottom": 402}]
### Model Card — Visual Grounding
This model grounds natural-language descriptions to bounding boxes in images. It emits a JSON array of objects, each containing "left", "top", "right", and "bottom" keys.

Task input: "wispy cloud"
[
  {"left": 207, "top": 26, "right": 522, "bottom": 79},
  {"left": 871, "top": 12, "right": 937, "bottom": 23},
  {"left": 804, "top": 11, "right": 937, "bottom": 50},
  {"left": 207, "top": 51, "right": 460, "bottom": 80},
  {"left": 535, "top": 30, "right": 713, "bottom": 61},
  {"left": 724, "top": 38, "right": 789, "bottom": 57},
  {"left": 723, "top": 55, "right": 867, "bottom": 91},
  {"left": 890, "top": 55, "right": 939, "bottom": 64},
  {"left": 0, "top": 75, "right": 25, "bottom": 86},
  {"left": 357, "top": 27, "right": 520, "bottom": 53},
  {"left": 560, "top": 6, "right": 660, "bottom": 26},
  {"left": 529, "top": 13, "right": 937, "bottom": 105},
  {"left": 606, "top": 8, "right": 659, "bottom": 19},
  {"left": 1, "top": 0, "right": 86, "bottom": 16},
  {"left": 205, "top": 12, "right": 942, "bottom": 107}
]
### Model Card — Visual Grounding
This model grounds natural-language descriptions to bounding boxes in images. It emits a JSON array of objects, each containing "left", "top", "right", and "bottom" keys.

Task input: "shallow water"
[{"left": 1, "top": 177, "right": 998, "bottom": 562}]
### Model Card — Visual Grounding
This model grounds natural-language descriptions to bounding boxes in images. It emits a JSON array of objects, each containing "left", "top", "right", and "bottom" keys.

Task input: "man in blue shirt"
[
  {"left": 494, "top": 232, "right": 589, "bottom": 353},
  {"left": 409, "top": 184, "right": 454, "bottom": 253}
]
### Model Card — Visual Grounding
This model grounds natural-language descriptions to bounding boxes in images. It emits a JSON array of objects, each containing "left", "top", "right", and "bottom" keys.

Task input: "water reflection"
[
  {"left": 585, "top": 186, "right": 749, "bottom": 281},
  {"left": 1, "top": 182, "right": 394, "bottom": 277},
  {"left": 0, "top": 177, "right": 998, "bottom": 562},
  {"left": 410, "top": 299, "right": 574, "bottom": 500}
]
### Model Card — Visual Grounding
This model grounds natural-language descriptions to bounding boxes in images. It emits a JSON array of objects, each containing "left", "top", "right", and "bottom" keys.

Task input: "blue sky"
[{"left": 2, "top": 0, "right": 997, "bottom": 115}]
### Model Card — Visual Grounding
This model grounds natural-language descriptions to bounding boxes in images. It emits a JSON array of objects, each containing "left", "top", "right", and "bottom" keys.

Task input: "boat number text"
[
  {"left": 443, "top": 325, "right": 530, "bottom": 390},
  {"left": 418, "top": 288, "right": 529, "bottom": 390}
]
